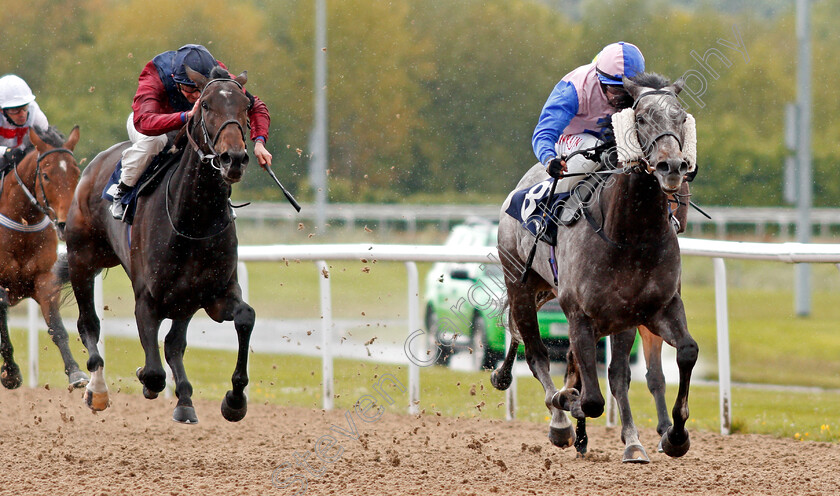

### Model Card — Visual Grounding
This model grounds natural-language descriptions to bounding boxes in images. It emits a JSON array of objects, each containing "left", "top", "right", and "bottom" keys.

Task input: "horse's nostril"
[
  {"left": 680, "top": 161, "right": 689, "bottom": 173},
  {"left": 57, "top": 222, "right": 66, "bottom": 231},
  {"left": 220, "top": 152, "right": 232, "bottom": 166},
  {"left": 656, "top": 162, "right": 669, "bottom": 173}
]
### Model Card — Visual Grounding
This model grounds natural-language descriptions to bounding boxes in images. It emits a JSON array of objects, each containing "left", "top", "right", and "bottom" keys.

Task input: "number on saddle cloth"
[
  {"left": 101, "top": 146, "right": 184, "bottom": 224},
  {"left": 504, "top": 180, "right": 570, "bottom": 245}
]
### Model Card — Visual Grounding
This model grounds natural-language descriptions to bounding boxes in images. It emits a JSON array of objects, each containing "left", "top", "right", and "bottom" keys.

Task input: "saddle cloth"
[
  {"left": 101, "top": 147, "right": 183, "bottom": 224},
  {"left": 504, "top": 174, "right": 604, "bottom": 244}
]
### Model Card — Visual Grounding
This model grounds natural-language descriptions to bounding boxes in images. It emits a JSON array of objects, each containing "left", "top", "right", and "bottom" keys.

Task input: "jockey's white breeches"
[
  {"left": 119, "top": 112, "right": 168, "bottom": 187},
  {"left": 552, "top": 133, "right": 603, "bottom": 193}
]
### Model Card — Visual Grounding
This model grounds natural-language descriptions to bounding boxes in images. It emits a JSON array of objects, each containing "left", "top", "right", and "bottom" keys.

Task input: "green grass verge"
[{"left": 10, "top": 329, "right": 840, "bottom": 443}]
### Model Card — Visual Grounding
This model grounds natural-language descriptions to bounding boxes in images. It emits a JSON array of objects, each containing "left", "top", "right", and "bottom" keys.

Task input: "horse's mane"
[
  {"left": 33, "top": 126, "right": 66, "bottom": 148},
  {"left": 629, "top": 72, "right": 671, "bottom": 90}
]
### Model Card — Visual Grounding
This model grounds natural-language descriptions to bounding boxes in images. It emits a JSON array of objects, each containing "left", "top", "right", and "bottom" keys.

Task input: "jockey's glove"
[
  {"left": 3, "top": 147, "right": 25, "bottom": 166},
  {"left": 544, "top": 156, "right": 567, "bottom": 179}
]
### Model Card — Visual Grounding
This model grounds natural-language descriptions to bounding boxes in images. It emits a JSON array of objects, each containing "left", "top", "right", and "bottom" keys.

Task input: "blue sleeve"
[{"left": 532, "top": 80, "right": 579, "bottom": 165}]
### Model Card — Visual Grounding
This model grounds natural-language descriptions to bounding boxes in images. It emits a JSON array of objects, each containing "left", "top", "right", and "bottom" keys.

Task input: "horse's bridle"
[
  {"left": 185, "top": 78, "right": 248, "bottom": 170},
  {"left": 9, "top": 148, "right": 74, "bottom": 228},
  {"left": 632, "top": 89, "right": 684, "bottom": 171}
]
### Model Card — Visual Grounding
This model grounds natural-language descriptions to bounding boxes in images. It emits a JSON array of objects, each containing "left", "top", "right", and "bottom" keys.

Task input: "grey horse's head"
[{"left": 622, "top": 73, "right": 688, "bottom": 194}]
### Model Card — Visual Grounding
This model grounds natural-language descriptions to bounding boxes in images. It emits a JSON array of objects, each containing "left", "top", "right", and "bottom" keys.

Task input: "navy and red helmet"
[{"left": 171, "top": 44, "right": 218, "bottom": 86}]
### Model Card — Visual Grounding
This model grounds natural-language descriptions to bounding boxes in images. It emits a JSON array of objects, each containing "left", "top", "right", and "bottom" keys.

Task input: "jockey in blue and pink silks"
[{"left": 532, "top": 42, "right": 644, "bottom": 193}]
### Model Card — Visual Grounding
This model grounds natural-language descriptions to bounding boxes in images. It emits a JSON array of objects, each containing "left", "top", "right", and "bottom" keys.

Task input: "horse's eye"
[
  {"left": 201, "top": 101, "right": 209, "bottom": 110},
  {"left": 42, "top": 173, "right": 50, "bottom": 181}
]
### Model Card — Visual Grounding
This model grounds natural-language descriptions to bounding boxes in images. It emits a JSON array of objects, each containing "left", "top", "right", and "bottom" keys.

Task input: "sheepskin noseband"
[{"left": 611, "top": 106, "right": 696, "bottom": 172}]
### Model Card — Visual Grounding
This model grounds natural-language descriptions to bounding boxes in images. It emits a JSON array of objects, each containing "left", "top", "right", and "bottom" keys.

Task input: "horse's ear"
[
  {"left": 185, "top": 66, "right": 209, "bottom": 89},
  {"left": 234, "top": 71, "right": 247, "bottom": 87},
  {"left": 29, "top": 127, "right": 48, "bottom": 153},
  {"left": 64, "top": 125, "right": 80, "bottom": 151},
  {"left": 622, "top": 77, "right": 642, "bottom": 100},
  {"left": 670, "top": 77, "right": 685, "bottom": 96}
]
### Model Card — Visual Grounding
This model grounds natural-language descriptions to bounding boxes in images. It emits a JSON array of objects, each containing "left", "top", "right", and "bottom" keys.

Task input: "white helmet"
[{"left": 0, "top": 74, "right": 36, "bottom": 109}]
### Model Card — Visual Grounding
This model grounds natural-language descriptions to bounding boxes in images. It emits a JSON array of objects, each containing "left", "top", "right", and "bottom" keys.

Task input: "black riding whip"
[{"left": 264, "top": 166, "right": 301, "bottom": 212}]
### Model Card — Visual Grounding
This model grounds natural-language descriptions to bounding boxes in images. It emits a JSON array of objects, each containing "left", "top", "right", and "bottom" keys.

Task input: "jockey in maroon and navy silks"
[
  {"left": 532, "top": 41, "right": 644, "bottom": 190},
  {"left": 132, "top": 54, "right": 270, "bottom": 141},
  {"left": 109, "top": 44, "right": 272, "bottom": 221}
]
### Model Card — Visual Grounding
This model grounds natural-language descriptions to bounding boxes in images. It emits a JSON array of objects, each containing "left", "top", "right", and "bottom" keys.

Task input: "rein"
[
  {"left": 168, "top": 77, "right": 247, "bottom": 240},
  {"left": 10, "top": 148, "right": 74, "bottom": 229}
]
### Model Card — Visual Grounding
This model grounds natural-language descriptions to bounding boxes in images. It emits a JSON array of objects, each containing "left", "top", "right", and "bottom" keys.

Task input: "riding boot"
[{"left": 109, "top": 182, "right": 132, "bottom": 220}]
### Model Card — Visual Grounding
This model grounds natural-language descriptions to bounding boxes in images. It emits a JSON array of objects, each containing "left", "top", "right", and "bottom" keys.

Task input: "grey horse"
[{"left": 492, "top": 73, "right": 698, "bottom": 463}]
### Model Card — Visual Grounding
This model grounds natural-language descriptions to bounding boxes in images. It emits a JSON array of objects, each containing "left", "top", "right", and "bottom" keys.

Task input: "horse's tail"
[{"left": 53, "top": 252, "right": 76, "bottom": 308}]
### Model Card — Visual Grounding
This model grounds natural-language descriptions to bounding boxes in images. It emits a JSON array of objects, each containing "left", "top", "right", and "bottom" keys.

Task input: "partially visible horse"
[
  {"left": 493, "top": 73, "right": 698, "bottom": 463},
  {"left": 0, "top": 126, "right": 88, "bottom": 389},
  {"left": 64, "top": 66, "right": 255, "bottom": 423}
]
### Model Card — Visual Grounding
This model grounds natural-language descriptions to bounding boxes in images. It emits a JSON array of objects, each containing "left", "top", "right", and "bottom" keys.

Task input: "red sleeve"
[
  {"left": 131, "top": 61, "right": 183, "bottom": 136},
  {"left": 247, "top": 94, "right": 270, "bottom": 143}
]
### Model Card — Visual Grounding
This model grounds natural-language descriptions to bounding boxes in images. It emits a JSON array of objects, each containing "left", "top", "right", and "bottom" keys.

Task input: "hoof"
[
  {"left": 84, "top": 388, "right": 110, "bottom": 411},
  {"left": 173, "top": 405, "right": 199, "bottom": 424},
  {"left": 548, "top": 424, "right": 575, "bottom": 449},
  {"left": 68, "top": 370, "right": 89, "bottom": 389},
  {"left": 551, "top": 389, "right": 579, "bottom": 411},
  {"left": 490, "top": 369, "right": 512, "bottom": 391},
  {"left": 660, "top": 428, "right": 691, "bottom": 458},
  {"left": 657, "top": 438, "right": 664, "bottom": 453},
  {"left": 1, "top": 363, "right": 22, "bottom": 389},
  {"left": 221, "top": 390, "right": 247, "bottom": 422},
  {"left": 142, "top": 385, "right": 159, "bottom": 400},
  {"left": 136, "top": 367, "right": 164, "bottom": 399},
  {"left": 622, "top": 444, "right": 650, "bottom": 464}
]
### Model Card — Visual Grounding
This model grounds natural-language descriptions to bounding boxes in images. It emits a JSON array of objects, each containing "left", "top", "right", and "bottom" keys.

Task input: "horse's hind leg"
[
  {"left": 609, "top": 328, "right": 649, "bottom": 463},
  {"left": 134, "top": 295, "right": 167, "bottom": 398},
  {"left": 165, "top": 318, "right": 198, "bottom": 424},
  {"left": 490, "top": 337, "right": 519, "bottom": 391},
  {"left": 0, "top": 287, "right": 22, "bottom": 389},
  {"left": 563, "top": 349, "right": 587, "bottom": 456},
  {"left": 639, "top": 325, "right": 672, "bottom": 446},
  {"left": 33, "top": 273, "right": 88, "bottom": 388},
  {"left": 647, "top": 296, "right": 698, "bottom": 458},
  {"left": 68, "top": 262, "right": 109, "bottom": 411},
  {"left": 510, "top": 291, "right": 575, "bottom": 449},
  {"left": 206, "top": 282, "right": 255, "bottom": 422}
]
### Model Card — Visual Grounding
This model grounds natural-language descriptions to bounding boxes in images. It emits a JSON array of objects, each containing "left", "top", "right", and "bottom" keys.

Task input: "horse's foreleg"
[
  {"left": 647, "top": 297, "right": 697, "bottom": 458},
  {"left": 33, "top": 273, "right": 87, "bottom": 388},
  {"left": 134, "top": 294, "right": 166, "bottom": 399},
  {"left": 609, "top": 328, "right": 649, "bottom": 463},
  {"left": 0, "top": 287, "right": 22, "bottom": 389},
  {"left": 164, "top": 318, "right": 197, "bottom": 423},
  {"left": 206, "top": 283, "right": 254, "bottom": 422},
  {"left": 639, "top": 325, "right": 672, "bottom": 442},
  {"left": 69, "top": 264, "right": 108, "bottom": 411}
]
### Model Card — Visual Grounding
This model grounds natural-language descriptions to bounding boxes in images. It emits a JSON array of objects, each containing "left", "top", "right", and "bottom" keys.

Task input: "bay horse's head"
[
  {"left": 622, "top": 73, "right": 690, "bottom": 194},
  {"left": 185, "top": 65, "right": 250, "bottom": 184},
  {"left": 27, "top": 126, "right": 81, "bottom": 240}
]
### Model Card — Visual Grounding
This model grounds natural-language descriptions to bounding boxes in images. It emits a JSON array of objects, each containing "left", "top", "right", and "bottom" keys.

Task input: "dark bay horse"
[
  {"left": 0, "top": 126, "right": 88, "bottom": 389},
  {"left": 493, "top": 73, "right": 698, "bottom": 463},
  {"left": 64, "top": 67, "right": 255, "bottom": 423}
]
